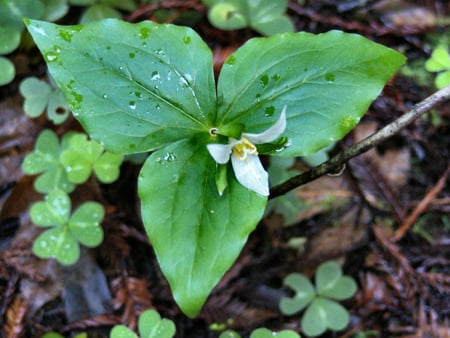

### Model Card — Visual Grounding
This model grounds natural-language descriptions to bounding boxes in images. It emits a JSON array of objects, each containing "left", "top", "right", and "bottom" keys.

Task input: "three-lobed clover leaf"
[
  {"left": 280, "top": 261, "right": 357, "bottom": 337},
  {"left": 60, "top": 132, "right": 123, "bottom": 184},
  {"left": 425, "top": 45, "right": 450, "bottom": 89},
  {"left": 219, "top": 328, "right": 301, "bottom": 338},
  {"left": 26, "top": 18, "right": 404, "bottom": 317},
  {"left": 22, "top": 129, "right": 75, "bottom": 193},
  {"left": 20, "top": 76, "right": 71, "bottom": 124},
  {"left": 31, "top": 189, "right": 104, "bottom": 265},
  {"left": 110, "top": 309, "right": 176, "bottom": 338},
  {"left": 205, "top": 0, "right": 294, "bottom": 36}
]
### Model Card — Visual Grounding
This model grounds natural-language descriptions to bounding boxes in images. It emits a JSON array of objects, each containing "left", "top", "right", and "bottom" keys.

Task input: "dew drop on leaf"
[
  {"left": 129, "top": 101, "right": 136, "bottom": 110},
  {"left": 260, "top": 74, "right": 269, "bottom": 87},
  {"left": 226, "top": 55, "right": 236, "bottom": 65},
  {"left": 325, "top": 73, "right": 335, "bottom": 82},
  {"left": 183, "top": 36, "right": 191, "bottom": 44},
  {"left": 151, "top": 71, "right": 160, "bottom": 81},
  {"left": 139, "top": 27, "right": 151, "bottom": 39},
  {"left": 129, "top": 52, "right": 135, "bottom": 59},
  {"left": 264, "top": 106, "right": 275, "bottom": 117}
]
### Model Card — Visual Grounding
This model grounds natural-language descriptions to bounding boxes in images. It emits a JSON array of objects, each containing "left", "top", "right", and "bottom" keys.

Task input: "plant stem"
[{"left": 269, "top": 84, "right": 450, "bottom": 199}]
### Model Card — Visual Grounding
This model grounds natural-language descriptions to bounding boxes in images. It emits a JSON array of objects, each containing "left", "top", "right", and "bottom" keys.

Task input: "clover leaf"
[
  {"left": 22, "top": 129, "right": 75, "bottom": 193},
  {"left": 31, "top": 190, "right": 104, "bottom": 265},
  {"left": 205, "top": 0, "right": 294, "bottom": 36},
  {"left": 219, "top": 328, "right": 300, "bottom": 338},
  {"left": 20, "top": 76, "right": 71, "bottom": 124},
  {"left": 60, "top": 132, "right": 123, "bottom": 184},
  {"left": 110, "top": 309, "right": 175, "bottom": 338},
  {"left": 425, "top": 45, "right": 450, "bottom": 89},
  {"left": 0, "top": 57, "right": 16, "bottom": 86},
  {"left": 280, "top": 261, "right": 357, "bottom": 337}
]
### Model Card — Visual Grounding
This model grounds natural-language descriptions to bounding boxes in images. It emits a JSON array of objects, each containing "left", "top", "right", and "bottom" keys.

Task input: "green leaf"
[
  {"left": 47, "top": 89, "right": 71, "bottom": 124},
  {"left": 217, "top": 30, "right": 406, "bottom": 156},
  {"left": 318, "top": 297, "right": 350, "bottom": 331},
  {"left": 79, "top": 4, "right": 122, "bottom": 24},
  {"left": 435, "top": 70, "right": 450, "bottom": 89},
  {"left": 22, "top": 129, "right": 60, "bottom": 174},
  {"left": 250, "top": 328, "right": 300, "bottom": 338},
  {"left": 280, "top": 273, "right": 315, "bottom": 315},
  {"left": 425, "top": 46, "right": 450, "bottom": 72},
  {"left": 20, "top": 77, "right": 52, "bottom": 117},
  {"left": 0, "top": 26, "right": 21, "bottom": 54},
  {"left": 34, "top": 166, "right": 75, "bottom": 193},
  {"left": 138, "top": 138, "right": 266, "bottom": 317},
  {"left": 25, "top": 19, "right": 216, "bottom": 154},
  {"left": 93, "top": 151, "right": 123, "bottom": 183},
  {"left": 110, "top": 325, "right": 138, "bottom": 338},
  {"left": 0, "top": 57, "right": 15, "bottom": 86},
  {"left": 138, "top": 309, "right": 176, "bottom": 338},
  {"left": 248, "top": 0, "right": 294, "bottom": 35},
  {"left": 208, "top": 2, "right": 247, "bottom": 30},
  {"left": 41, "top": 0, "right": 70, "bottom": 22},
  {"left": 315, "top": 261, "right": 342, "bottom": 295},
  {"left": 68, "top": 202, "right": 104, "bottom": 247},
  {"left": 300, "top": 298, "right": 327, "bottom": 337},
  {"left": 32, "top": 227, "right": 80, "bottom": 265},
  {"left": 30, "top": 190, "right": 71, "bottom": 226},
  {"left": 319, "top": 276, "right": 357, "bottom": 301}
]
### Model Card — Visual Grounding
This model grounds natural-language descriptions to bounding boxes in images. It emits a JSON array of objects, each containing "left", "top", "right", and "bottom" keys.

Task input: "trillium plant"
[{"left": 25, "top": 18, "right": 405, "bottom": 317}]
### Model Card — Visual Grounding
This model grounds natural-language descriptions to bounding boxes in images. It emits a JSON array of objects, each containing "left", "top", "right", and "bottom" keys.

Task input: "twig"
[
  {"left": 269, "top": 84, "right": 450, "bottom": 199},
  {"left": 392, "top": 165, "right": 450, "bottom": 241}
]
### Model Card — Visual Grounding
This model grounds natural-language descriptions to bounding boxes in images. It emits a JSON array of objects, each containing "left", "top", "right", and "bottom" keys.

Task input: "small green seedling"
[
  {"left": 31, "top": 189, "right": 104, "bottom": 265},
  {"left": 280, "top": 261, "right": 357, "bottom": 337},
  {"left": 110, "top": 309, "right": 176, "bottom": 338},
  {"left": 219, "top": 328, "right": 300, "bottom": 338},
  {"left": 204, "top": 0, "right": 294, "bottom": 36},
  {"left": 22, "top": 129, "right": 123, "bottom": 193},
  {"left": 68, "top": 0, "right": 137, "bottom": 23},
  {"left": 20, "top": 76, "right": 71, "bottom": 124},
  {"left": 425, "top": 45, "right": 450, "bottom": 89}
]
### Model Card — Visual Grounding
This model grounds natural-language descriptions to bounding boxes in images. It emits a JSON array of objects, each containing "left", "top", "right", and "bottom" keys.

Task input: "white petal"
[
  {"left": 207, "top": 143, "right": 233, "bottom": 164},
  {"left": 244, "top": 105, "right": 287, "bottom": 144},
  {"left": 231, "top": 154, "right": 269, "bottom": 196}
]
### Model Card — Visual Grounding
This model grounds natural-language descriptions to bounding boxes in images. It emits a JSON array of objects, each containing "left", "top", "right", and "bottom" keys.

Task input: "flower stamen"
[{"left": 232, "top": 137, "right": 258, "bottom": 161}]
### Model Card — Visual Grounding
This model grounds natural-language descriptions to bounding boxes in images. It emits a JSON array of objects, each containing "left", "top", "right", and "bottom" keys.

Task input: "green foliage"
[
  {"left": 0, "top": 0, "right": 68, "bottom": 85},
  {"left": 280, "top": 261, "right": 357, "bottom": 337},
  {"left": 26, "top": 18, "right": 404, "bottom": 317},
  {"left": 219, "top": 328, "right": 300, "bottom": 338},
  {"left": 425, "top": 45, "right": 450, "bottom": 89},
  {"left": 110, "top": 309, "right": 176, "bottom": 338},
  {"left": 20, "top": 76, "right": 71, "bottom": 124},
  {"left": 30, "top": 189, "right": 104, "bottom": 265},
  {"left": 68, "top": 0, "right": 137, "bottom": 23},
  {"left": 22, "top": 129, "right": 123, "bottom": 193},
  {"left": 204, "top": 0, "right": 294, "bottom": 36}
]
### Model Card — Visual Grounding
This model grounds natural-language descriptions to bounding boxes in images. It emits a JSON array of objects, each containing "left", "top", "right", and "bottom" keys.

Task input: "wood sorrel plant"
[{"left": 25, "top": 18, "right": 405, "bottom": 317}]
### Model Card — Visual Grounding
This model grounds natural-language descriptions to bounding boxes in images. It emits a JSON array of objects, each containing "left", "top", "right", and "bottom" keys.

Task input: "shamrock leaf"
[
  {"left": 22, "top": 129, "right": 75, "bottom": 193},
  {"left": 30, "top": 190, "right": 104, "bottom": 265}
]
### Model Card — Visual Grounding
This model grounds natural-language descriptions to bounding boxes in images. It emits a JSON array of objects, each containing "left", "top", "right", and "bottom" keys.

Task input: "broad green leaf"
[
  {"left": 32, "top": 227, "right": 80, "bottom": 265},
  {"left": 20, "top": 77, "right": 52, "bottom": 118},
  {"left": 0, "top": 57, "right": 15, "bottom": 86},
  {"left": 26, "top": 19, "right": 216, "bottom": 154},
  {"left": 217, "top": 30, "right": 406, "bottom": 156},
  {"left": 138, "top": 137, "right": 266, "bottom": 317},
  {"left": 300, "top": 298, "right": 327, "bottom": 337},
  {"left": 208, "top": 2, "right": 247, "bottom": 30},
  {"left": 109, "top": 325, "right": 138, "bottom": 338},
  {"left": 280, "top": 273, "right": 315, "bottom": 315},
  {"left": 30, "top": 189, "right": 71, "bottom": 226},
  {"left": 93, "top": 152, "right": 123, "bottom": 183},
  {"left": 319, "top": 276, "right": 357, "bottom": 301},
  {"left": 138, "top": 309, "right": 176, "bottom": 338},
  {"left": 315, "top": 261, "right": 342, "bottom": 295},
  {"left": 69, "top": 202, "right": 104, "bottom": 247}
]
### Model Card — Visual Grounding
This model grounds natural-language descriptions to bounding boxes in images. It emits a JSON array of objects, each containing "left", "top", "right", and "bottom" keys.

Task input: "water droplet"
[
  {"left": 151, "top": 71, "right": 160, "bottom": 81},
  {"left": 264, "top": 106, "right": 275, "bottom": 117},
  {"left": 129, "top": 101, "right": 136, "bottom": 110},
  {"left": 325, "top": 73, "right": 335, "bottom": 82},
  {"left": 183, "top": 36, "right": 191, "bottom": 44},
  {"left": 129, "top": 52, "right": 135, "bottom": 59},
  {"left": 154, "top": 49, "right": 165, "bottom": 57},
  {"left": 184, "top": 73, "right": 192, "bottom": 82},
  {"left": 226, "top": 55, "right": 236, "bottom": 65},
  {"left": 45, "top": 52, "right": 58, "bottom": 62},
  {"left": 139, "top": 27, "right": 151, "bottom": 39},
  {"left": 260, "top": 74, "right": 269, "bottom": 87},
  {"left": 163, "top": 152, "right": 176, "bottom": 162},
  {"left": 59, "top": 30, "right": 72, "bottom": 42},
  {"left": 102, "top": 94, "right": 108, "bottom": 99},
  {"left": 155, "top": 104, "right": 161, "bottom": 110}
]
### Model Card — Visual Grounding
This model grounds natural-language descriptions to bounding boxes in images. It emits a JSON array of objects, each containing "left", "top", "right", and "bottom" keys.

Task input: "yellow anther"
[{"left": 232, "top": 137, "right": 258, "bottom": 160}]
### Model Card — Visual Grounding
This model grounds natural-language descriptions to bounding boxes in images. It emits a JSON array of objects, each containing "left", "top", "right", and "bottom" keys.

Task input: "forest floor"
[{"left": 1, "top": 0, "right": 450, "bottom": 337}]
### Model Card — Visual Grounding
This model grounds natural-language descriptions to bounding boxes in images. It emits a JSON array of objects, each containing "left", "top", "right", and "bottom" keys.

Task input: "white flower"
[{"left": 207, "top": 106, "right": 287, "bottom": 196}]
